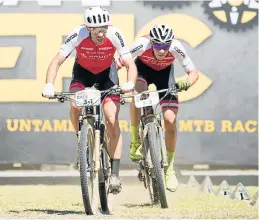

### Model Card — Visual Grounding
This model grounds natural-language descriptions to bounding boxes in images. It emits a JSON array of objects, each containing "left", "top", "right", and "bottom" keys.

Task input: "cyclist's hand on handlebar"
[
  {"left": 121, "top": 81, "right": 135, "bottom": 93},
  {"left": 42, "top": 82, "right": 55, "bottom": 98},
  {"left": 177, "top": 79, "right": 191, "bottom": 91}
]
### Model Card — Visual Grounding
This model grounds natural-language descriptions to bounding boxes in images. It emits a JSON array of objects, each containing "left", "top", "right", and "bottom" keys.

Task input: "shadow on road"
[
  {"left": 9, "top": 210, "right": 19, "bottom": 213},
  {"left": 24, "top": 209, "right": 84, "bottom": 215},
  {"left": 123, "top": 203, "right": 153, "bottom": 208}
]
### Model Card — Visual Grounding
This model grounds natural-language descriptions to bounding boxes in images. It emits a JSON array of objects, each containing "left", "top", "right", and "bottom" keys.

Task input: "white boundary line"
[
  {"left": 0, "top": 170, "right": 257, "bottom": 177},
  {"left": 180, "top": 170, "right": 259, "bottom": 176},
  {"left": 0, "top": 0, "right": 212, "bottom": 7}
]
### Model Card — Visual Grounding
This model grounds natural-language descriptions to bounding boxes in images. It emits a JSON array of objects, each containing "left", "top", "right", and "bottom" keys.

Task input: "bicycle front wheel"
[
  {"left": 78, "top": 121, "right": 99, "bottom": 215},
  {"left": 98, "top": 123, "right": 112, "bottom": 214},
  {"left": 147, "top": 123, "right": 169, "bottom": 209}
]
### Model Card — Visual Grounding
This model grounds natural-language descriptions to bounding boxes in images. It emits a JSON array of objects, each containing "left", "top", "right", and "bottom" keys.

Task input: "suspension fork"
[
  {"left": 157, "top": 115, "right": 168, "bottom": 167},
  {"left": 141, "top": 106, "right": 156, "bottom": 169},
  {"left": 94, "top": 105, "right": 101, "bottom": 172}
]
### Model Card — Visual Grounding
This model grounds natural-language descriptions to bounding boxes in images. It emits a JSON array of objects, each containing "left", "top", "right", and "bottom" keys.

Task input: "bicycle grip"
[{"left": 41, "top": 93, "right": 57, "bottom": 99}]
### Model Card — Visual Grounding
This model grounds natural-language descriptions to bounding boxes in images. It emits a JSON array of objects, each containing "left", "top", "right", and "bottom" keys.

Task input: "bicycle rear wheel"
[
  {"left": 78, "top": 121, "right": 99, "bottom": 215},
  {"left": 147, "top": 123, "right": 169, "bottom": 209}
]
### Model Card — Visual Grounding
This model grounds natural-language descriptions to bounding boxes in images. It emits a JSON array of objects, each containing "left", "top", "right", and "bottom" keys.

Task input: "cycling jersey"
[
  {"left": 135, "top": 58, "right": 178, "bottom": 110},
  {"left": 60, "top": 25, "right": 132, "bottom": 74},
  {"left": 129, "top": 35, "right": 196, "bottom": 72}
]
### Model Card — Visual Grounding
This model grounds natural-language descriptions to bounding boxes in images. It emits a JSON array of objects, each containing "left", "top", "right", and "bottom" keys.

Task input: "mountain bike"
[
  {"left": 121, "top": 83, "right": 180, "bottom": 209},
  {"left": 43, "top": 84, "right": 123, "bottom": 215}
]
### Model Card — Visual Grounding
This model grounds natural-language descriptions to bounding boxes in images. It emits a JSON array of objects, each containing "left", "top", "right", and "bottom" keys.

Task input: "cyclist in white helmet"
[
  {"left": 42, "top": 6, "right": 138, "bottom": 194},
  {"left": 116, "top": 24, "right": 199, "bottom": 192}
]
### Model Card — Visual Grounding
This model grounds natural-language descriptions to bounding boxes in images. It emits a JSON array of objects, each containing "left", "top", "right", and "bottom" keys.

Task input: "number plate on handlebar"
[
  {"left": 75, "top": 89, "right": 101, "bottom": 107},
  {"left": 134, "top": 91, "right": 159, "bottom": 108}
]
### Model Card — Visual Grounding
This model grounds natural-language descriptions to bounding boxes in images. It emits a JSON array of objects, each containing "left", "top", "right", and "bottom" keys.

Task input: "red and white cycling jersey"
[
  {"left": 129, "top": 35, "right": 196, "bottom": 72},
  {"left": 60, "top": 25, "right": 132, "bottom": 74}
]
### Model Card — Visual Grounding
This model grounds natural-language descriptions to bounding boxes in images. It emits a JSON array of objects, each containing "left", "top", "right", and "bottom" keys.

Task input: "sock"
[
  {"left": 130, "top": 124, "right": 140, "bottom": 144},
  {"left": 166, "top": 151, "right": 175, "bottom": 172},
  {"left": 110, "top": 159, "right": 120, "bottom": 176}
]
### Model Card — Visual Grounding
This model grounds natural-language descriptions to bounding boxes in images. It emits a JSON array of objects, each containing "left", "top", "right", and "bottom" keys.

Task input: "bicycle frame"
[
  {"left": 44, "top": 85, "right": 118, "bottom": 173},
  {"left": 140, "top": 87, "right": 178, "bottom": 168},
  {"left": 121, "top": 83, "right": 179, "bottom": 180},
  {"left": 43, "top": 85, "right": 124, "bottom": 215}
]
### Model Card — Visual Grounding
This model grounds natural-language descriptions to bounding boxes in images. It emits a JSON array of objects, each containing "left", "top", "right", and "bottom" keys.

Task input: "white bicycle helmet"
[
  {"left": 84, "top": 6, "right": 110, "bottom": 27},
  {"left": 149, "top": 24, "right": 174, "bottom": 44}
]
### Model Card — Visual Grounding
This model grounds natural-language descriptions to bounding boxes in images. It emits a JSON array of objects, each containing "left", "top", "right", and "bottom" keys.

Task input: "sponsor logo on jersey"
[
  {"left": 115, "top": 32, "right": 125, "bottom": 47},
  {"left": 174, "top": 46, "right": 186, "bottom": 58},
  {"left": 80, "top": 53, "right": 113, "bottom": 60},
  {"left": 80, "top": 47, "right": 94, "bottom": 50},
  {"left": 99, "top": 47, "right": 113, "bottom": 50},
  {"left": 65, "top": 33, "right": 77, "bottom": 44},
  {"left": 130, "top": 45, "right": 143, "bottom": 54}
]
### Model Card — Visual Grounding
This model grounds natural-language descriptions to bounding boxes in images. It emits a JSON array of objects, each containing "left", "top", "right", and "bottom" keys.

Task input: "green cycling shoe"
[{"left": 130, "top": 142, "right": 143, "bottom": 162}]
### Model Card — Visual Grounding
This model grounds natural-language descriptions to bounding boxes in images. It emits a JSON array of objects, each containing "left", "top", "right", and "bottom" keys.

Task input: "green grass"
[{"left": 0, "top": 184, "right": 257, "bottom": 219}]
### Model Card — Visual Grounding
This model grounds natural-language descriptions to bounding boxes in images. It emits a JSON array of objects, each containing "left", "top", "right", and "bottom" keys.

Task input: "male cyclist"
[
  {"left": 42, "top": 6, "right": 137, "bottom": 194},
  {"left": 116, "top": 24, "right": 199, "bottom": 192}
]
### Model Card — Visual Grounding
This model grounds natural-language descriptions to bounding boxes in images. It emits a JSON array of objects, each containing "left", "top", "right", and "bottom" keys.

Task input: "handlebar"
[
  {"left": 42, "top": 83, "right": 181, "bottom": 105},
  {"left": 42, "top": 85, "right": 125, "bottom": 103},
  {"left": 120, "top": 83, "right": 180, "bottom": 100}
]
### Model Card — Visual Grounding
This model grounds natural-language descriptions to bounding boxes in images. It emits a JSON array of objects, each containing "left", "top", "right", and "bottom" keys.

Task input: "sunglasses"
[
  {"left": 153, "top": 42, "right": 171, "bottom": 51},
  {"left": 90, "top": 26, "right": 108, "bottom": 34}
]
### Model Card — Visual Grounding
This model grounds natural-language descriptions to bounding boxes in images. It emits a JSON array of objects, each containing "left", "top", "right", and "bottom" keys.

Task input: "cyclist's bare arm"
[
  {"left": 186, "top": 69, "right": 199, "bottom": 85},
  {"left": 170, "top": 39, "right": 199, "bottom": 85},
  {"left": 121, "top": 57, "right": 138, "bottom": 83},
  {"left": 45, "top": 26, "right": 82, "bottom": 84},
  {"left": 45, "top": 53, "right": 66, "bottom": 84}
]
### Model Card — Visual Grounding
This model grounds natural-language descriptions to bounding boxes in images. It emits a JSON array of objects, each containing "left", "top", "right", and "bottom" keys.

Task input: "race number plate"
[
  {"left": 134, "top": 91, "right": 159, "bottom": 108},
  {"left": 75, "top": 89, "right": 101, "bottom": 107}
]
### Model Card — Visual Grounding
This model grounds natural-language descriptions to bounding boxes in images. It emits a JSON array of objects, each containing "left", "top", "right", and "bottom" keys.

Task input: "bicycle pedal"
[
  {"left": 108, "top": 186, "right": 121, "bottom": 195},
  {"left": 138, "top": 170, "right": 145, "bottom": 182}
]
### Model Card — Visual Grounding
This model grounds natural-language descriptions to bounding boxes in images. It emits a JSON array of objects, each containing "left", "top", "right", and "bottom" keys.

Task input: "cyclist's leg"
[
  {"left": 129, "top": 58, "right": 149, "bottom": 161},
  {"left": 69, "top": 62, "right": 90, "bottom": 135},
  {"left": 159, "top": 64, "right": 179, "bottom": 191},
  {"left": 69, "top": 84, "right": 83, "bottom": 134},
  {"left": 162, "top": 101, "right": 179, "bottom": 192},
  {"left": 101, "top": 63, "right": 122, "bottom": 194},
  {"left": 103, "top": 100, "right": 121, "bottom": 166},
  {"left": 129, "top": 77, "right": 148, "bottom": 161}
]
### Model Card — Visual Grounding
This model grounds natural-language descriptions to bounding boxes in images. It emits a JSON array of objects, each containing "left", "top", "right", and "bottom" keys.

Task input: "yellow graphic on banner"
[
  {"left": 221, "top": 120, "right": 258, "bottom": 133},
  {"left": 179, "top": 120, "right": 215, "bottom": 132},
  {"left": 6, "top": 119, "right": 258, "bottom": 133},
  {"left": 0, "top": 14, "right": 133, "bottom": 102},
  {"left": 0, "top": 47, "right": 22, "bottom": 68},
  {"left": 0, "top": 13, "right": 212, "bottom": 102},
  {"left": 203, "top": 0, "right": 258, "bottom": 31}
]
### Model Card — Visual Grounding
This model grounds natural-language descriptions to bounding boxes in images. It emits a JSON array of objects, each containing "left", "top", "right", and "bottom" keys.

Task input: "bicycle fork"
[
  {"left": 138, "top": 119, "right": 153, "bottom": 182},
  {"left": 94, "top": 130, "right": 100, "bottom": 172},
  {"left": 157, "top": 117, "right": 168, "bottom": 167}
]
